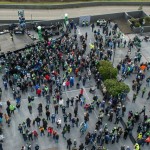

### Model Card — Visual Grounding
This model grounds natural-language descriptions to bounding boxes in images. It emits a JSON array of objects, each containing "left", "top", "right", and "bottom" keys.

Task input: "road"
[{"left": 0, "top": 6, "right": 150, "bottom": 20}]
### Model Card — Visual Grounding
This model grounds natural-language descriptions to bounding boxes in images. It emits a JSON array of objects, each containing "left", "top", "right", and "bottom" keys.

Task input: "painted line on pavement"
[
  {"left": 62, "top": 87, "right": 94, "bottom": 94},
  {"left": 83, "top": 87, "right": 98, "bottom": 119}
]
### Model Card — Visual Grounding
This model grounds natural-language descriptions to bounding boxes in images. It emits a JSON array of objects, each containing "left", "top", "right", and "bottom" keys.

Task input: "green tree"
[
  {"left": 97, "top": 60, "right": 117, "bottom": 80},
  {"left": 104, "top": 79, "right": 130, "bottom": 97}
]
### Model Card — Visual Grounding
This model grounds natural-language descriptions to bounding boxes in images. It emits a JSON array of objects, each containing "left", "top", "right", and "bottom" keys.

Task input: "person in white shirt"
[
  {"left": 62, "top": 81, "right": 66, "bottom": 91},
  {"left": 59, "top": 98, "right": 64, "bottom": 107},
  {"left": 56, "top": 118, "right": 61, "bottom": 128}
]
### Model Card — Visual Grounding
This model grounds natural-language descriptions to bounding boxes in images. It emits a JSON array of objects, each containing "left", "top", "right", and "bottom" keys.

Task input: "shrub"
[
  {"left": 145, "top": 16, "right": 150, "bottom": 23},
  {"left": 135, "top": 22, "right": 141, "bottom": 27},
  {"left": 104, "top": 79, "right": 130, "bottom": 97},
  {"left": 97, "top": 60, "right": 118, "bottom": 80}
]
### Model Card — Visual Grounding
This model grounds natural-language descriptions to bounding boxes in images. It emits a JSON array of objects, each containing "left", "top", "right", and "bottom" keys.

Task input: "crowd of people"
[
  {"left": 0, "top": 18, "right": 149, "bottom": 150},
  {"left": 116, "top": 45, "right": 150, "bottom": 150}
]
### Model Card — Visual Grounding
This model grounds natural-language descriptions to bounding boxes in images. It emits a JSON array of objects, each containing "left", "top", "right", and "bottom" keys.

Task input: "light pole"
[{"left": 37, "top": 26, "right": 42, "bottom": 41}]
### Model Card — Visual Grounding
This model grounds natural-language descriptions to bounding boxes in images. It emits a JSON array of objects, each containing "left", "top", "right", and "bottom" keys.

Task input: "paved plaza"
[{"left": 0, "top": 8, "right": 150, "bottom": 150}]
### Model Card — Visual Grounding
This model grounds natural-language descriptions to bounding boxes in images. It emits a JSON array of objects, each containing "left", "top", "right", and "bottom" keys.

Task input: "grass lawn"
[{"left": 0, "top": 0, "right": 149, "bottom": 5}]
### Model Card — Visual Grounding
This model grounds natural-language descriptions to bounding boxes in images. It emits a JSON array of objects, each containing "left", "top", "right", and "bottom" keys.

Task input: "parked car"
[{"left": 96, "top": 19, "right": 107, "bottom": 26}]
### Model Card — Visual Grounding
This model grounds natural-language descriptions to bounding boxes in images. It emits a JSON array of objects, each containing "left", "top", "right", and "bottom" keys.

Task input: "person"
[
  {"left": 121, "top": 145, "right": 125, "bottom": 150},
  {"left": 46, "top": 110, "right": 50, "bottom": 120},
  {"left": 4, "top": 113, "right": 10, "bottom": 126},
  {"left": 32, "top": 130, "right": 38, "bottom": 140},
  {"left": 28, "top": 130, "right": 33, "bottom": 141},
  {"left": 62, "top": 128, "right": 67, "bottom": 140},
  {"left": 45, "top": 94, "right": 50, "bottom": 104},
  {"left": 91, "top": 23, "right": 95, "bottom": 32},
  {"left": 79, "top": 143, "right": 84, "bottom": 150},
  {"left": 18, "top": 124, "right": 23, "bottom": 133},
  {"left": 75, "top": 117, "right": 79, "bottom": 127},
  {"left": 70, "top": 97, "right": 74, "bottom": 106},
  {"left": 10, "top": 32, "right": 13, "bottom": 41},
  {"left": 79, "top": 88, "right": 84, "bottom": 97},
  {"left": 132, "top": 93, "right": 137, "bottom": 103},
  {"left": 35, "top": 116, "right": 41, "bottom": 127},
  {"left": 51, "top": 113, "right": 56, "bottom": 123},
  {"left": 141, "top": 87, "right": 146, "bottom": 98},
  {"left": 55, "top": 133, "right": 59, "bottom": 143},
  {"left": 134, "top": 143, "right": 140, "bottom": 150},
  {"left": 147, "top": 91, "right": 150, "bottom": 100},
  {"left": 21, "top": 146, "right": 25, "bottom": 150},
  {"left": 37, "top": 103, "right": 43, "bottom": 116},
  {"left": 66, "top": 98, "right": 70, "bottom": 108},
  {"left": 39, "top": 126, "right": 45, "bottom": 136},
  {"left": 85, "top": 32, "right": 87, "bottom": 40},
  {"left": 35, "top": 144, "right": 39, "bottom": 150},
  {"left": 74, "top": 107, "right": 78, "bottom": 117},
  {"left": 122, "top": 105, "right": 126, "bottom": 117},
  {"left": 56, "top": 118, "right": 62, "bottom": 128},
  {"left": 9, "top": 104, "right": 16, "bottom": 114},
  {"left": 28, "top": 102, "right": 32, "bottom": 114},
  {"left": 26, "top": 118, "right": 31, "bottom": 128},
  {"left": 67, "top": 138, "right": 72, "bottom": 150},
  {"left": 126, "top": 146, "right": 131, "bottom": 150},
  {"left": 73, "top": 139, "right": 77, "bottom": 148}
]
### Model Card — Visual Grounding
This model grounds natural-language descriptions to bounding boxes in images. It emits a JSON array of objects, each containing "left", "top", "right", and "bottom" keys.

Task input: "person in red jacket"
[
  {"left": 47, "top": 126, "right": 53, "bottom": 136},
  {"left": 36, "top": 88, "right": 41, "bottom": 97},
  {"left": 66, "top": 80, "right": 70, "bottom": 89},
  {"left": 79, "top": 88, "right": 84, "bottom": 100},
  {"left": 32, "top": 130, "right": 38, "bottom": 140},
  {"left": 80, "top": 88, "right": 84, "bottom": 95}
]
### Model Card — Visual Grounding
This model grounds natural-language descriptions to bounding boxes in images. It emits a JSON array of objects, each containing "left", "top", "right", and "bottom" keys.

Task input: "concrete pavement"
[
  {"left": 0, "top": 24, "right": 135, "bottom": 150},
  {"left": 1, "top": 23, "right": 150, "bottom": 150},
  {"left": 0, "top": 6, "right": 150, "bottom": 20}
]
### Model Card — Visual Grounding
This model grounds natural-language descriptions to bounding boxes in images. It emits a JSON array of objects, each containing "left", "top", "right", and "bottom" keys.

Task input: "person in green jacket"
[
  {"left": 142, "top": 87, "right": 146, "bottom": 98},
  {"left": 9, "top": 104, "right": 16, "bottom": 114}
]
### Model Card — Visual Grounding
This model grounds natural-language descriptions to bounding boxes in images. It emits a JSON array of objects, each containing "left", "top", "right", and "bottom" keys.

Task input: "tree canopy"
[
  {"left": 97, "top": 60, "right": 118, "bottom": 80},
  {"left": 104, "top": 79, "right": 130, "bottom": 97}
]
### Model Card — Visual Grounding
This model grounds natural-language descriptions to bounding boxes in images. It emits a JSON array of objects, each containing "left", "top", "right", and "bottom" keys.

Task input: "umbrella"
[
  {"left": 89, "top": 44, "right": 94, "bottom": 49},
  {"left": 140, "top": 65, "right": 146, "bottom": 71},
  {"left": 145, "top": 136, "right": 150, "bottom": 143},
  {"left": 9, "top": 104, "right": 15, "bottom": 111}
]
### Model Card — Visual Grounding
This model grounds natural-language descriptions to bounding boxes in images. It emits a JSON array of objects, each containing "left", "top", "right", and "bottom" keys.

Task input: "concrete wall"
[
  {"left": 127, "top": 10, "right": 147, "bottom": 19},
  {"left": 132, "top": 26, "right": 150, "bottom": 33},
  {"left": 90, "top": 12, "right": 126, "bottom": 23},
  {"left": 0, "top": 2, "right": 150, "bottom": 9},
  {"left": 0, "top": 11, "right": 126, "bottom": 30},
  {"left": 126, "top": 11, "right": 150, "bottom": 33},
  {"left": 0, "top": 11, "right": 150, "bottom": 33}
]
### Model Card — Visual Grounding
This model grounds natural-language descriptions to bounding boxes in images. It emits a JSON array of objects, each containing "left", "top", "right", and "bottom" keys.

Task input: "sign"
[
  {"left": 79, "top": 16, "right": 91, "bottom": 26},
  {"left": 18, "top": 10, "right": 24, "bottom": 17}
]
